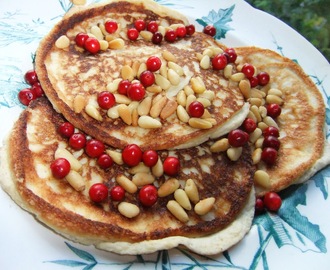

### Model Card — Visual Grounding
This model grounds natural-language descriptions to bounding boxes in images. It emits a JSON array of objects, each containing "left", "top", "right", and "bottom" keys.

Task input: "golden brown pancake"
[
  {"left": 235, "top": 46, "right": 330, "bottom": 196},
  {"left": 0, "top": 97, "right": 255, "bottom": 255},
  {"left": 35, "top": 0, "right": 249, "bottom": 151}
]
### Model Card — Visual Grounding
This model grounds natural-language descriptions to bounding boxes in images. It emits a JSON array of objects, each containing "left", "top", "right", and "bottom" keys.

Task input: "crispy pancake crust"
[
  {"left": 0, "top": 98, "right": 254, "bottom": 254},
  {"left": 35, "top": 0, "right": 248, "bottom": 151},
  {"left": 235, "top": 47, "right": 329, "bottom": 196}
]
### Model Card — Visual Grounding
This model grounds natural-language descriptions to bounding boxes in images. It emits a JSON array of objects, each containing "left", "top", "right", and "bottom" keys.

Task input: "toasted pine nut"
[
  {"left": 268, "top": 88, "right": 282, "bottom": 97},
  {"left": 202, "top": 48, "right": 213, "bottom": 57},
  {"left": 106, "top": 78, "right": 122, "bottom": 92},
  {"left": 117, "top": 104, "right": 132, "bottom": 125},
  {"left": 176, "top": 90, "right": 187, "bottom": 106},
  {"left": 116, "top": 174, "right": 137, "bottom": 193},
  {"left": 85, "top": 104, "right": 102, "bottom": 121},
  {"left": 198, "top": 90, "right": 215, "bottom": 101},
  {"left": 118, "top": 202, "right": 140, "bottom": 218},
  {"left": 227, "top": 147, "right": 242, "bottom": 161},
  {"left": 155, "top": 74, "right": 171, "bottom": 90},
  {"left": 160, "top": 99, "right": 178, "bottom": 119},
  {"left": 90, "top": 25, "right": 104, "bottom": 40},
  {"left": 151, "top": 158, "right": 163, "bottom": 177},
  {"left": 194, "top": 197, "right": 215, "bottom": 215},
  {"left": 263, "top": 116, "right": 279, "bottom": 129},
  {"left": 158, "top": 178, "right": 180, "bottom": 197},
  {"left": 132, "top": 172, "right": 155, "bottom": 186},
  {"left": 184, "top": 179, "right": 199, "bottom": 204},
  {"left": 257, "top": 121, "right": 268, "bottom": 131},
  {"left": 167, "top": 69, "right": 181, "bottom": 85},
  {"left": 250, "top": 105, "right": 262, "bottom": 122},
  {"left": 128, "top": 162, "right": 150, "bottom": 174},
  {"left": 259, "top": 106, "right": 268, "bottom": 118},
  {"left": 249, "top": 97, "right": 262, "bottom": 107},
  {"left": 167, "top": 200, "right": 189, "bottom": 223},
  {"left": 254, "top": 170, "right": 271, "bottom": 188},
  {"left": 150, "top": 96, "right": 167, "bottom": 118},
  {"left": 99, "top": 39, "right": 109, "bottom": 50},
  {"left": 197, "top": 97, "right": 211, "bottom": 107},
  {"left": 224, "top": 64, "right": 233, "bottom": 79},
  {"left": 184, "top": 85, "right": 194, "bottom": 96},
  {"left": 252, "top": 148, "right": 262, "bottom": 164},
  {"left": 138, "top": 115, "right": 162, "bottom": 129},
  {"left": 55, "top": 35, "right": 70, "bottom": 49},
  {"left": 131, "top": 61, "right": 140, "bottom": 77},
  {"left": 137, "top": 96, "right": 152, "bottom": 116},
  {"left": 190, "top": 77, "right": 206, "bottom": 94},
  {"left": 140, "top": 30, "right": 153, "bottom": 41},
  {"left": 174, "top": 189, "right": 192, "bottom": 210},
  {"left": 106, "top": 149, "right": 123, "bottom": 165},
  {"left": 168, "top": 61, "right": 184, "bottom": 76},
  {"left": 210, "top": 138, "right": 229, "bottom": 153},
  {"left": 121, "top": 65, "right": 134, "bottom": 81},
  {"left": 188, "top": 118, "right": 213, "bottom": 129},
  {"left": 107, "top": 105, "right": 120, "bottom": 119},
  {"left": 177, "top": 105, "right": 190, "bottom": 123},
  {"left": 239, "top": 79, "right": 251, "bottom": 99},
  {"left": 114, "top": 93, "right": 131, "bottom": 104},
  {"left": 55, "top": 148, "right": 82, "bottom": 171},
  {"left": 249, "top": 127, "right": 262, "bottom": 143},
  {"left": 73, "top": 95, "right": 86, "bottom": 113},
  {"left": 65, "top": 170, "right": 85, "bottom": 191},
  {"left": 131, "top": 108, "right": 138, "bottom": 126},
  {"left": 162, "top": 50, "right": 177, "bottom": 62},
  {"left": 137, "top": 63, "right": 147, "bottom": 77},
  {"left": 230, "top": 72, "right": 245, "bottom": 82},
  {"left": 200, "top": 55, "right": 211, "bottom": 69},
  {"left": 266, "top": 94, "right": 283, "bottom": 105},
  {"left": 255, "top": 137, "right": 264, "bottom": 148},
  {"left": 185, "top": 94, "right": 197, "bottom": 110},
  {"left": 108, "top": 38, "right": 125, "bottom": 50}
]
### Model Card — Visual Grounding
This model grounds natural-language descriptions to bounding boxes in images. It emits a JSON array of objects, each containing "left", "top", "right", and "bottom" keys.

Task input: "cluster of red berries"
[
  {"left": 52, "top": 121, "right": 181, "bottom": 206},
  {"left": 241, "top": 63, "right": 270, "bottom": 87},
  {"left": 18, "top": 70, "right": 44, "bottom": 106},
  {"left": 255, "top": 191, "right": 282, "bottom": 213}
]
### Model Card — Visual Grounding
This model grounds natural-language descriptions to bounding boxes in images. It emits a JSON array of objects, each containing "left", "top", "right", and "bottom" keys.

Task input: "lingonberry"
[
  {"left": 224, "top": 48, "right": 237, "bottom": 63},
  {"left": 266, "top": 103, "right": 282, "bottom": 118},
  {"left": 85, "top": 139, "right": 105, "bottom": 158},
  {"left": 31, "top": 82, "right": 44, "bottom": 97},
  {"left": 97, "top": 153, "right": 113, "bottom": 169},
  {"left": 263, "top": 126, "right": 280, "bottom": 138},
  {"left": 185, "top": 24, "right": 195, "bottom": 36},
  {"left": 84, "top": 37, "right": 100, "bottom": 54},
  {"left": 241, "top": 63, "right": 255, "bottom": 78},
  {"left": 203, "top": 25, "right": 216, "bottom": 37},
  {"left": 263, "top": 191, "right": 282, "bottom": 212},
  {"left": 134, "top": 19, "right": 146, "bottom": 31},
  {"left": 117, "top": 79, "right": 131, "bottom": 95},
  {"left": 176, "top": 26, "right": 187, "bottom": 38},
  {"left": 188, "top": 101, "right": 204, "bottom": 118},
  {"left": 142, "top": 150, "right": 159, "bottom": 167},
  {"left": 146, "top": 56, "right": 162, "bottom": 72},
  {"left": 212, "top": 53, "right": 228, "bottom": 70},
  {"left": 165, "top": 29, "right": 177, "bottom": 42},
  {"left": 104, "top": 20, "right": 118, "bottom": 34},
  {"left": 248, "top": 76, "right": 259, "bottom": 88},
  {"left": 261, "top": 147, "right": 278, "bottom": 165},
  {"left": 255, "top": 197, "right": 265, "bottom": 215},
  {"left": 24, "top": 70, "right": 38, "bottom": 85},
  {"left": 152, "top": 32, "right": 163, "bottom": 44},
  {"left": 139, "top": 185, "right": 158, "bottom": 207},
  {"left": 50, "top": 158, "right": 71, "bottom": 179},
  {"left": 89, "top": 183, "right": 109, "bottom": 203},
  {"left": 110, "top": 185, "right": 125, "bottom": 201},
  {"left": 127, "top": 82, "right": 146, "bottom": 101},
  {"left": 75, "top": 32, "right": 89, "bottom": 47},
  {"left": 58, "top": 122, "right": 75, "bottom": 138},
  {"left": 127, "top": 28, "right": 139, "bottom": 41},
  {"left": 97, "top": 91, "right": 116, "bottom": 110},
  {"left": 163, "top": 156, "right": 180, "bottom": 176},
  {"left": 18, "top": 88, "right": 36, "bottom": 106},
  {"left": 257, "top": 71, "right": 270, "bottom": 86},
  {"left": 69, "top": 133, "right": 86, "bottom": 150},
  {"left": 139, "top": 70, "right": 155, "bottom": 87},
  {"left": 228, "top": 129, "right": 249, "bottom": 147},
  {"left": 122, "top": 144, "right": 143, "bottom": 167},
  {"left": 263, "top": 136, "right": 281, "bottom": 150},
  {"left": 242, "top": 118, "right": 257, "bottom": 133},
  {"left": 147, "top": 21, "right": 158, "bottom": 33}
]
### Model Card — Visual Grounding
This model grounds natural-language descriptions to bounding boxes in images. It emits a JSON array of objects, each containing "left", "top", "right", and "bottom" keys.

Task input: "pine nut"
[
  {"left": 258, "top": 121, "right": 268, "bottom": 131},
  {"left": 200, "top": 55, "right": 211, "bottom": 69},
  {"left": 174, "top": 189, "right": 192, "bottom": 210},
  {"left": 184, "top": 179, "right": 199, "bottom": 204},
  {"left": 55, "top": 35, "right": 70, "bottom": 49},
  {"left": 138, "top": 115, "right": 162, "bottom": 128},
  {"left": 117, "top": 104, "right": 132, "bottom": 125},
  {"left": 202, "top": 48, "right": 213, "bottom": 57},
  {"left": 227, "top": 147, "right": 242, "bottom": 161},
  {"left": 255, "top": 137, "right": 264, "bottom": 148},
  {"left": 259, "top": 106, "right": 268, "bottom": 118},
  {"left": 249, "top": 127, "right": 262, "bottom": 143},
  {"left": 250, "top": 105, "right": 262, "bottom": 122},
  {"left": 176, "top": 90, "right": 187, "bottom": 106},
  {"left": 108, "top": 38, "right": 125, "bottom": 50},
  {"left": 121, "top": 65, "right": 134, "bottom": 81},
  {"left": 167, "top": 200, "right": 189, "bottom": 223},
  {"left": 116, "top": 174, "right": 137, "bottom": 193},
  {"left": 106, "top": 78, "right": 122, "bottom": 93},
  {"left": 155, "top": 74, "right": 171, "bottom": 90},
  {"left": 198, "top": 90, "right": 215, "bottom": 101},
  {"left": 209, "top": 46, "right": 223, "bottom": 55},
  {"left": 90, "top": 25, "right": 104, "bottom": 40},
  {"left": 190, "top": 77, "right": 206, "bottom": 94},
  {"left": 263, "top": 116, "right": 279, "bottom": 129},
  {"left": 132, "top": 108, "right": 138, "bottom": 126},
  {"left": 239, "top": 79, "right": 251, "bottom": 99},
  {"left": 188, "top": 118, "right": 213, "bottom": 129},
  {"left": 254, "top": 170, "right": 271, "bottom": 188},
  {"left": 162, "top": 50, "right": 177, "bottom": 62},
  {"left": 146, "top": 85, "right": 162, "bottom": 93},
  {"left": 268, "top": 88, "right": 282, "bottom": 97},
  {"left": 168, "top": 62, "right": 184, "bottom": 76},
  {"left": 150, "top": 96, "right": 167, "bottom": 118},
  {"left": 249, "top": 97, "right": 262, "bottom": 107},
  {"left": 184, "top": 85, "right": 194, "bottom": 96},
  {"left": 247, "top": 110, "right": 257, "bottom": 122},
  {"left": 266, "top": 94, "right": 283, "bottom": 105},
  {"left": 55, "top": 148, "right": 82, "bottom": 171},
  {"left": 159, "top": 61, "right": 168, "bottom": 78},
  {"left": 252, "top": 148, "right": 262, "bottom": 164},
  {"left": 158, "top": 178, "right": 180, "bottom": 197},
  {"left": 73, "top": 95, "right": 86, "bottom": 113},
  {"left": 137, "top": 96, "right": 152, "bottom": 116},
  {"left": 137, "top": 62, "right": 147, "bottom": 77},
  {"left": 158, "top": 25, "right": 166, "bottom": 36},
  {"left": 210, "top": 138, "right": 229, "bottom": 152},
  {"left": 85, "top": 104, "right": 102, "bottom": 121},
  {"left": 65, "top": 170, "right": 85, "bottom": 191},
  {"left": 151, "top": 158, "right": 163, "bottom": 177},
  {"left": 167, "top": 69, "right": 181, "bottom": 85},
  {"left": 132, "top": 172, "right": 155, "bottom": 186},
  {"left": 106, "top": 150, "right": 123, "bottom": 165},
  {"left": 140, "top": 30, "right": 153, "bottom": 41},
  {"left": 224, "top": 64, "right": 233, "bottom": 79},
  {"left": 230, "top": 72, "right": 245, "bottom": 82},
  {"left": 177, "top": 105, "right": 190, "bottom": 123},
  {"left": 131, "top": 61, "right": 140, "bottom": 77},
  {"left": 185, "top": 94, "right": 196, "bottom": 110},
  {"left": 128, "top": 162, "right": 150, "bottom": 174},
  {"left": 160, "top": 99, "right": 178, "bottom": 119},
  {"left": 114, "top": 93, "right": 131, "bottom": 104},
  {"left": 118, "top": 202, "right": 140, "bottom": 218},
  {"left": 251, "top": 89, "right": 266, "bottom": 99},
  {"left": 197, "top": 97, "right": 211, "bottom": 107},
  {"left": 194, "top": 197, "right": 215, "bottom": 215},
  {"left": 107, "top": 105, "right": 120, "bottom": 119}
]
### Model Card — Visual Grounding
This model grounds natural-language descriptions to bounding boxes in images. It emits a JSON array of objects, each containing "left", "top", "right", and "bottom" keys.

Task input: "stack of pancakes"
[{"left": 0, "top": 0, "right": 329, "bottom": 255}]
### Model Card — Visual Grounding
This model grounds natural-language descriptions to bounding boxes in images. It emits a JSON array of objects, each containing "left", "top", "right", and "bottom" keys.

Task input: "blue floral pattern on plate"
[{"left": 0, "top": 0, "right": 329, "bottom": 269}]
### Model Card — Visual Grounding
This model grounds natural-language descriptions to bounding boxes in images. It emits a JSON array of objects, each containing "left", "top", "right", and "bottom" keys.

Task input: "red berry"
[
  {"left": 139, "top": 70, "right": 155, "bottom": 87},
  {"left": 31, "top": 82, "right": 44, "bottom": 97},
  {"left": 134, "top": 19, "right": 146, "bottom": 31},
  {"left": 266, "top": 103, "right": 281, "bottom": 118},
  {"left": 263, "top": 126, "right": 280, "bottom": 138},
  {"left": 188, "top": 101, "right": 204, "bottom": 118},
  {"left": 85, "top": 139, "right": 105, "bottom": 158},
  {"left": 147, "top": 21, "right": 158, "bottom": 33},
  {"left": 69, "top": 133, "right": 86, "bottom": 150},
  {"left": 75, "top": 32, "right": 89, "bottom": 47},
  {"left": 203, "top": 25, "right": 216, "bottom": 36},
  {"left": 152, "top": 32, "right": 163, "bottom": 44},
  {"left": 185, "top": 24, "right": 195, "bottom": 36},
  {"left": 263, "top": 136, "right": 280, "bottom": 150},
  {"left": 146, "top": 56, "right": 162, "bottom": 72},
  {"left": 257, "top": 72, "right": 270, "bottom": 86},
  {"left": 117, "top": 79, "right": 131, "bottom": 95},
  {"left": 241, "top": 63, "right": 255, "bottom": 78},
  {"left": 105, "top": 20, "right": 118, "bottom": 34},
  {"left": 58, "top": 122, "right": 75, "bottom": 138},
  {"left": 142, "top": 150, "right": 159, "bottom": 167},
  {"left": 255, "top": 197, "right": 265, "bottom": 214},
  {"left": 242, "top": 118, "right": 257, "bottom": 133},
  {"left": 165, "top": 29, "right": 177, "bottom": 42},
  {"left": 248, "top": 76, "right": 259, "bottom": 88},
  {"left": 163, "top": 156, "right": 180, "bottom": 176},
  {"left": 24, "top": 70, "right": 38, "bottom": 85},
  {"left": 139, "top": 185, "right": 158, "bottom": 207},
  {"left": 97, "top": 153, "right": 113, "bottom": 169},
  {"left": 127, "top": 82, "right": 146, "bottom": 101},
  {"left": 50, "top": 158, "right": 71, "bottom": 179},
  {"left": 224, "top": 48, "right": 237, "bottom": 63},
  {"left": 18, "top": 88, "right": 36, "bottom": 106},
  {"left": 89, "top": 183, "right": 109, "bottom": 203},
  {"left": 212, "top": 53, "right": 228, "bottom": 70},
  {"left": 122, "top": 144, "right": 143, "bottom": 167},
  {"left": 263, "top": 191, "right": 282, "bottom": 212},
  {"left": 110, "top": 185, "right": 125, "bottom": 201},
  {"left": 176, "top": 26, "right": 187, "bottom": 38},
  {"left": 84, "top": 37, "right": 100, "bottom": 54},
  {"left": 97, "top": 91, "right": 116, "bottom": 110},
  {"left": 127, "top": 28, "right": 139, "bottom": 41},
  {"left": 261, "top": 147, "right": 278, "bottom": 165},
  {"left": 228, "top": 129, "right": 249, "bottom": 147}
]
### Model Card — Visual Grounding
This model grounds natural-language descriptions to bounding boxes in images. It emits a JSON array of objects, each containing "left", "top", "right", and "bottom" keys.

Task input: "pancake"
[
  {"left": 0, "top": 97, "right": 255, "bottom": 255},
  {"left": 35, "top": 0, "right": 249, "bottom": 151},
  {"left": 234, "top": 46, "right": 330, "bottom": 196}
]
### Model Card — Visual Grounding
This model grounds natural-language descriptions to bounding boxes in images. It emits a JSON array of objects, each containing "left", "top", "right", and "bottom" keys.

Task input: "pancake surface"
[
  {"left": 0, "top": 97, "right": 255, "bottom": 254},
  {"left": 35, "top": 0, "right": 248, "bottom": 151}
]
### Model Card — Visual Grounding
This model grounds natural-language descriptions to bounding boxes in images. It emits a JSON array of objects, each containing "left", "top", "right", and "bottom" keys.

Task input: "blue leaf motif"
[
  {"left": 313, "top": 166, "right": 330, "bottom": 200},
  {"left": 46, "top": 260, "right": 88, "bottom": 267},
  {"left": 65, "top": 242, "right": 97, "bottom": 263}
]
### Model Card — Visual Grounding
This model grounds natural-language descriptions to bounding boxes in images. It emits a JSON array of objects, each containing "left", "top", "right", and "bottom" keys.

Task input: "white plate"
[{"left": 0, "top": 0, "right": 329, "bottom": 269}]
